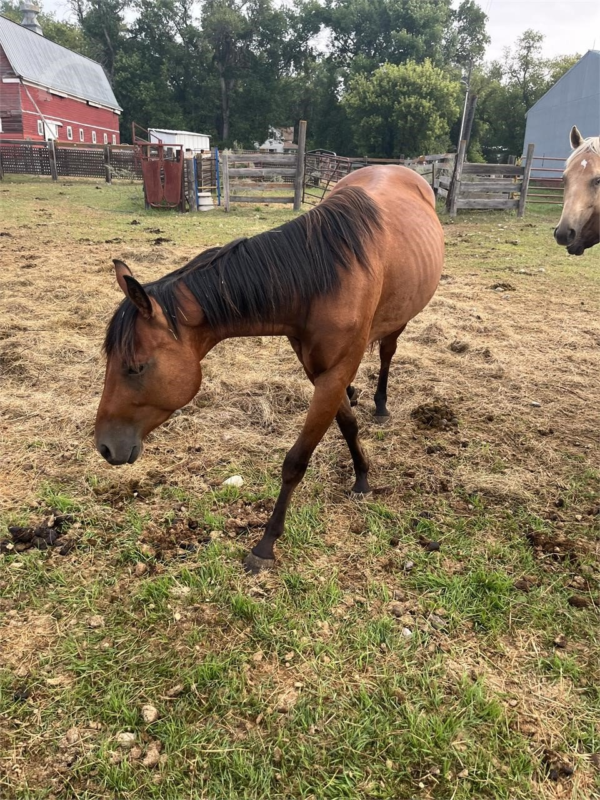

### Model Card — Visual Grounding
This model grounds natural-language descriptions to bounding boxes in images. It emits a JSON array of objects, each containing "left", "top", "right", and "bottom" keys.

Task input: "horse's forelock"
[{"left": 566, "top": 136, "right": 600, "bottom": 166}]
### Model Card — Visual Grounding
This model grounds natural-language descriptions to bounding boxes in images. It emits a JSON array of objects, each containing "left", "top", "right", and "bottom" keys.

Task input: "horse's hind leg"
[
  {"left": 336, "top": 395, "right": 370, "bottom": 494},
  {"left": 374, "top": 326, "right": 406, "bottom": 422}
]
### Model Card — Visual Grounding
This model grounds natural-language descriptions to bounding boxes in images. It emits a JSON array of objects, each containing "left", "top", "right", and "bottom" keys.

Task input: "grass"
[{"left": 0, "top": 176, "right": 599, "bottom": 799}]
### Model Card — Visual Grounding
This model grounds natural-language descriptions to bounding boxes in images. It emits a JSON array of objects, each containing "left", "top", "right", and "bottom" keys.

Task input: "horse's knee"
[{"left": 281, "top": 449, "right": 309, "bottom": 485}]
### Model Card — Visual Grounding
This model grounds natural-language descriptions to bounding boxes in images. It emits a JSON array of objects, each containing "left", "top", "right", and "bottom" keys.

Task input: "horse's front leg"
[{"left": 244, "top": 370, "right": 349, "bottom": 574}]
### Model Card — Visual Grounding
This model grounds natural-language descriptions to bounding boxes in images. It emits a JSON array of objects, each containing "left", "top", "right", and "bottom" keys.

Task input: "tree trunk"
[{"left": 219, "top": 75, "right": 230, "bottom": 141}]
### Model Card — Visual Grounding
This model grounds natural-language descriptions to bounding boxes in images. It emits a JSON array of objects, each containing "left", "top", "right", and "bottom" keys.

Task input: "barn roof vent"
[{"left": 20, "top": 1, "right": 43, "bottom": 36}]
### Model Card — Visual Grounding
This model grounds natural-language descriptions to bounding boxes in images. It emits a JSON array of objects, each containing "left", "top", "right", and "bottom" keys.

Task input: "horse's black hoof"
[
  {"left": 243, "top": 552, "right": 275, "bottom": 574},
  {"left": 373, "top": 413, "right": 390, "bottom": 425}
]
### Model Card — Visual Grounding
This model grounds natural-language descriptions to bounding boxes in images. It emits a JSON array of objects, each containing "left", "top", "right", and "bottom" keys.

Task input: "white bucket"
[{"left": 198, "top": 192, "right": 214, "bottom": 212}]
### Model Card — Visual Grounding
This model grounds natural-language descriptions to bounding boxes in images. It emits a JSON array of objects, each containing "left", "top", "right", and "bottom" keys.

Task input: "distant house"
[
  {"left": 256, "top": 126, "right": 297, "bottom": 153},
  {"left": 523, "top": 50, "right": 600, "bottom": 173},
  {"left": 0, "top": 5, "right": 121, "bottom": 144}
]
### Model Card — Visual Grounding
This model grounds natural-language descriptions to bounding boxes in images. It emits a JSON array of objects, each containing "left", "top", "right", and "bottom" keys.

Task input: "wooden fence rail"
[
  {"left": 445, "top": 142, "right": 535, "bottom": 217},
  {"left": 220, "top": 121, "right": 306, "bottom": 211}
]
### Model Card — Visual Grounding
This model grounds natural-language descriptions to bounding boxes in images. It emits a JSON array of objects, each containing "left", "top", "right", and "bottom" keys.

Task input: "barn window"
[
  {"left": 37, "top": 119, "right": 44, "bottom": 136},
  {"left": 92, "top": 131, "right": 97, "bottom": 144},
  {"left": 67, "top": 126, "right": 73, "bottom": 141},
  {"left": 112, "top": 134, "right": 116, "bottom": 145},
  {"left": 103, "top": 132, "right": 108, "bottom": 144},
  {"left": 79, "top": 129, "right": 84, "bottom": 142}
]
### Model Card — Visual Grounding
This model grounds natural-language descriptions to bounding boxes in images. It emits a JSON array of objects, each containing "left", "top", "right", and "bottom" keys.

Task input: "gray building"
[{"left": 523, "top": 50, "right": 600, "bottom": 176}]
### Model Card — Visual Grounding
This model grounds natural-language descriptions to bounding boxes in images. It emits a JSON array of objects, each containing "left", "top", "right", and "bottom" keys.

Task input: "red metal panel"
[
  {"left": 139, "top": 143, "right": 183, "bottom": 209},
  {"left": 163, "top": 159, "right": 183, "bottom": 205},
  {"left": 141, "top": 159, "right": 164, "bottom": 205}
]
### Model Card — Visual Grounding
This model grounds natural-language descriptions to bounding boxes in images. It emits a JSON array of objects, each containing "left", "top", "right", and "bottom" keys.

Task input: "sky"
[
  {"left": 475, "top": 0, "right": 600, "bottom": 61},
  {"left": 33, "top": 0, "right": 600, "bottom": 62}
]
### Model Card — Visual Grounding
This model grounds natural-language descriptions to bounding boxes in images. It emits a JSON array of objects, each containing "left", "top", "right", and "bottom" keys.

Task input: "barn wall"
[
  {"left": 523, "top": 51, "right": 600, "bottom": 175},
  {"left": 20, "top": 86, "right": 120, "bottom": 143},
  {"left": 0, "top": 44, "right": 23, "bottom": 138}
]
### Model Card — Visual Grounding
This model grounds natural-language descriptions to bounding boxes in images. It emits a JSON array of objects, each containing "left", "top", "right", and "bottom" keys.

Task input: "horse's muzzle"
[
  {"left": 554, "top": 224, "right": 576, "bottom": 247},
  {"left": 96, "top": 427, "right": 142, "bottom": 466}
]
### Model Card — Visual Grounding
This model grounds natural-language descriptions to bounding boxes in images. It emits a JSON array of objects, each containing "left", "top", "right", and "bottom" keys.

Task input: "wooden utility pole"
[{"left": 447, "top": 139, "right": 467, "bottom": 217}]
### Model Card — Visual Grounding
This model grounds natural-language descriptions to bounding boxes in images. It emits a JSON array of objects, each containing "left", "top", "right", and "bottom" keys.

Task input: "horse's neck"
[{"left": 196, "top": 317, "right": 298, "bottom": 356}]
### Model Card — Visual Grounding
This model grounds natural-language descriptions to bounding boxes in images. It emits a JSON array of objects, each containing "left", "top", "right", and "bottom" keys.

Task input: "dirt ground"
[{"left": 0, "top": 177, "right": 599, "bottom": 800}]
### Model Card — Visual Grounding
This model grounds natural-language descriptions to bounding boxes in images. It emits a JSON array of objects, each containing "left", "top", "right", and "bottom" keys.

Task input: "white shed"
[{"left": 148, "top": 128, "right": 211, "bottom": 152}]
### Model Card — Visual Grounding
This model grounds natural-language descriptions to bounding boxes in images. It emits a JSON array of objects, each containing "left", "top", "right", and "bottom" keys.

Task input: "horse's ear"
[
  {"left": 114, "top": 259, "right": 133, "bottom": 294},
  {"left": 113, "top": 259, "right": 153, "bottom": 319},
  {"left": 570, "top": 125, "right": 583, "bottom": 149},
  {"left": 123, "top": 275, "right": 153, "bottom": 320}
]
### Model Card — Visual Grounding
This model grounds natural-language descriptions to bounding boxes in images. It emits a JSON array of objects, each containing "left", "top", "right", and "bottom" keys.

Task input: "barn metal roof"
[{"left": 0, "top": 15, "right": 120, "bottom": 111}]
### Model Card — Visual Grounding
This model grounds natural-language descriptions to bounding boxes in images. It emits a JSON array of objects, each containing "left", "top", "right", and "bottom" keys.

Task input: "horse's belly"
[{"left": 369, "top": 223, "right": 444, "bottom": 342}]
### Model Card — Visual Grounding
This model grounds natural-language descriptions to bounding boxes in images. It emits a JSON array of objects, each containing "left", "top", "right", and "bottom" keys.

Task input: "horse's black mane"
[{"left": 104, "top": 185, "right": 382, "bottom": 363}]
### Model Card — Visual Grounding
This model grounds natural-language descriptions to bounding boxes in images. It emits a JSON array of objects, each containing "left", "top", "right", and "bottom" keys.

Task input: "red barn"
[{"left": 0, "top": 9, "right": 121, "bottom": 144}]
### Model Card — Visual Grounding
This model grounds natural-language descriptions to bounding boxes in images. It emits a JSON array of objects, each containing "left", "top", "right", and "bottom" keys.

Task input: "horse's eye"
[
  {"left": 594, "top": 176, "right": 600, "bottom": 187},
  {"left": 127, "top": 363, "right": 147, "bottom": 376}
]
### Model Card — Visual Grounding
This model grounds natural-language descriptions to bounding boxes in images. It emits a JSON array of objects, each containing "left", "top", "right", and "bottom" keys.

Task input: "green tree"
[
  {"left": 344, "top": 60, "right": 460, "bottom": 157},
  {"left": 325, "top": 0, "right": 453, "bottom": 70},
  {"left": 71, "top": 0, "right": 127, "bottom": 80},
  {"left": 444, "top": 0, "right": 489, "bottom": 67}
]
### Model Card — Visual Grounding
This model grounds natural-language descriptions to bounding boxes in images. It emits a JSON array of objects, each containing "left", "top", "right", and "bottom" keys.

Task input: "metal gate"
[{"left": 139, "top": 143, "right": 185, "bottom": 210}]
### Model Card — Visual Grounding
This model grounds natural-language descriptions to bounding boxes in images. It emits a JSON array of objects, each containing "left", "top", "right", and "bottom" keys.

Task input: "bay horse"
[
  {"left": 95, "top": 166, "right": 444, "bottom": 573},
  {"left": 554, "top": 126, "right": 600, "bottom": 254}
]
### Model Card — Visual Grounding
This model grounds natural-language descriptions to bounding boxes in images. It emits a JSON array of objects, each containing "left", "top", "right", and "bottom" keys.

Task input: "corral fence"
[
  {"left": 0, "top": 139, "right": 142, "bottom": 181},
  {"left": 302, "top": 152, "right": 452, "bottom": 205},
  {"left": 219, "top": 121, "right": 307, "bottom": 212},
  {"left": 443, "top": 141, "right": 535, "bottom": 217},
  {"left": 527, "top": 155, "right": 565, "bottom": 205}
]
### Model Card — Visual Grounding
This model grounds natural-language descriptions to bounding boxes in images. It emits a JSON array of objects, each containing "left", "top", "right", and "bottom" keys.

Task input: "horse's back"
[{"left": 333, "top": 165, "right": 444, "bottom": 342}]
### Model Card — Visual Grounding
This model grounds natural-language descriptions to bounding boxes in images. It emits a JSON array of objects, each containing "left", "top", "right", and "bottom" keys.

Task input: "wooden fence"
[
  {"left": 0, "top": 140, "right": 142, "bottom": 181},
  {"left": 221, "top": 121, "right": 306, "bottom": 211},
  {"left": 302, "top": 152, "right": 451, "bottom": 205},
  {"left": 443, "top": 141, "right": 535, "bottom": 217}
]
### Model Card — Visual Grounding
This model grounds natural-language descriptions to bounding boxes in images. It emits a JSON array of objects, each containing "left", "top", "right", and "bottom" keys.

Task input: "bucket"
[{"left": 198, "top": 192, "right": 214, "bottom": 212}]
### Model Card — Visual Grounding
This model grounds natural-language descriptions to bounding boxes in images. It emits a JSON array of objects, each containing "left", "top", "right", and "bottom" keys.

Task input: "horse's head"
[
  {"left": 554, "top": 126, "right": 600, "bottom": 255},
  {"left": 95, "top": 260, "right": 204, "bottom": 466}
]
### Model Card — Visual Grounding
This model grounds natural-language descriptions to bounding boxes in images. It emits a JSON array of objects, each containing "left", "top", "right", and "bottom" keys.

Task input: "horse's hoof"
[
  {"left": 373, "top": 413, "right": 390, "bottom": 425},
  {"left": 243, "top": 552, "right": 275, "bottom": 575}
]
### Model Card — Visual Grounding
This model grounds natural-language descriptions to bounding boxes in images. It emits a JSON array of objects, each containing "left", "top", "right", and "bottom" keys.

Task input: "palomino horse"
[
  {"left": 554, "top": 126, "right": 600, "bottom": 254},
  {"left": 95, "top": 166, "right": 444, "bottom": 572}
]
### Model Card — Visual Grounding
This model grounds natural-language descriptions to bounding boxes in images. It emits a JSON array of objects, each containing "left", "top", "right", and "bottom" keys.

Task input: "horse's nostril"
[
  {"left": 567, "top": 228, "right": 576, "bottom": 245},
  {"left": 99, "top": 443, "right": 112, "bottom": 462}
]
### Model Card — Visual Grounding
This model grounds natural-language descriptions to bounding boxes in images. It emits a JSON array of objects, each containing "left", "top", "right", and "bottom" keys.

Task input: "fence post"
[
  {"left": 294, "top": 120, "right": 307, "bottom": 211},
  {"left": 223, "top": 151, "right": 230, "bottom": 212},
  {"left": 185, "top": 154, "right": 197, "bottom": 212},
  {"left": 447, "top": 139, "right": 466, "bottom": 217},
  {"left": 104, "top": 144, "right": 112, "bottom": 183},
  {"left": 48, "top": 139, "right": 58, "bottom": 181},
  {"left": 215, "top": 147, "right": 221, "bottom": 206},
  {"left": 518, "top": 143, "right": 535, "bottom": 218}
]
